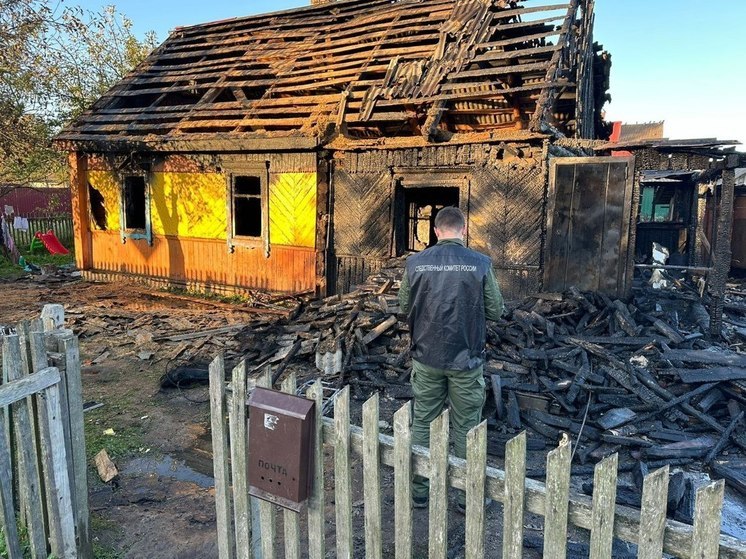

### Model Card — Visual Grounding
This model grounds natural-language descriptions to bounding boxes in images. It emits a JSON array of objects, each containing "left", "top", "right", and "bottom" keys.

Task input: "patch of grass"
[
  {"left": 0, "top": 523, "right": 32, "bottom": 558},
  {"left": 85, "top": 409, "right": 145, "bottom": 461},
  {"left": 162, "top": 285, "right": 252, "bottom": 305},
  {"left": 0, "top": 247, "right": 74, "bottom": 279},
  {"left": 92, "top": 543, "right": 123, "bottom": 559}
]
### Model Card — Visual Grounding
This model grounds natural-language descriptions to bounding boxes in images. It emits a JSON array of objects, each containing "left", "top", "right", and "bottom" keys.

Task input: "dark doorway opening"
[{"left": 394, "top": 186, "right": 459, "bottom": 255}]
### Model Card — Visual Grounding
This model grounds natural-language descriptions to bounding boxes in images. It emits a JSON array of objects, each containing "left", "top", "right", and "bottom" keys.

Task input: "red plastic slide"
[{"left": 35, "top": 230, "right": 69, "bottom": 255}]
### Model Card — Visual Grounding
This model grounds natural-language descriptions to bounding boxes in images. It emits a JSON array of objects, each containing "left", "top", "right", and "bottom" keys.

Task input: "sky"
[{"left": 72, "top": 0, "right": 746, "bottom": 147}]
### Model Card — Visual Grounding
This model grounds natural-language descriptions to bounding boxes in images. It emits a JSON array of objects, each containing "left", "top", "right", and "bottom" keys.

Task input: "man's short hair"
[{"left": 434, "top": 206, "right": 465, "bottom": 232}]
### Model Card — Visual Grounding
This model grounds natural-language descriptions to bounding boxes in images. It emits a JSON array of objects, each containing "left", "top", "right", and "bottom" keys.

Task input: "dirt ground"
[
  {"left": 1, "top": 276, "right": 251, "bottom": 558},
  {"left": 4, "top": 274, "right": 744, "bottom": 558},
  {"left": 0, "top": 274, "right": 534, "bottom": 558}
]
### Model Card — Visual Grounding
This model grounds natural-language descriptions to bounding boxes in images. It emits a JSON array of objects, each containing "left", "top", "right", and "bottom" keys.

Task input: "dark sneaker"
[
  {"left": 456, "top": 498, "right": 492, "bottom": 515},
  {"left": 412, "top": 494, "right": 428, "bottom": 509}
]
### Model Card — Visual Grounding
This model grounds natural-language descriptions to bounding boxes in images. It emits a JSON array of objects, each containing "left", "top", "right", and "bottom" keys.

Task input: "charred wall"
[{"left": 331, "top": 141, "right": 548, "bottom": 300}]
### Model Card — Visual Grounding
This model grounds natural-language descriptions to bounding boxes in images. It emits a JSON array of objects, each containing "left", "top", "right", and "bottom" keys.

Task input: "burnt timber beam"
[
  {"left": 710, "top": 161, "right": 737, "bottom": 337},
  {"left": 528, "top": 0, "right": 580, "bottom": 133}
]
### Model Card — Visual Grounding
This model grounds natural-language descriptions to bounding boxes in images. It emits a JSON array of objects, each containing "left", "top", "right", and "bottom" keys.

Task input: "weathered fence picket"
[
  {"left": 363, "top": 392, "right": 382, "bottom": 559},
  {"left": 208, "top": 361, "right": 746, "bottom": 559},
  {"left": 544, "top": 433, "right": 571, "bottom": 559},
  {"left": 334, "top": 385, "right": 353, "bottom": 559},
  {"left": 3, "top": 335, "right": 46, "bottom": 558},
  {"left": 280, "top": 373, "right": 301, "bottom": 559},
  {"left": 692, "top": 479, "right": 725, "bottom": 559},
  {"left": 637, "top": 465, "right": 668, "bottom": 559},
  {"left": 230, "top": 360, "right": 251, "bottom": 559},
  {"left": 503, "top": 430, "right": 526, "bottom": 559},
  {"left": 1, "top": 310, "right": 91, "bottom": 559},
  {"left": 429, "top": 409, "right": 449, "bottom": 559},
  {"left": 589, "top": 453, "right": 618, "bottom": 559},
  {"left": 465, "top": 421, "right": 486, "bottom": 559},
  {"left": 209, "top": 354, "right": 235, "bottom": 559},
  {"left": 255, "top": 370, "right": 277, "bottom": 559},
  {"left": 306, "top": 380, "right": 325, "bottom": 559},
  {"left": 393, "top": 402, "right": 412, "bottom": 559}
]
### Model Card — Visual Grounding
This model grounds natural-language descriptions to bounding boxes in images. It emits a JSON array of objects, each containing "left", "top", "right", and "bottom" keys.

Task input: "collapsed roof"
[{"left": 57, "top": 0, "right": 602, "bottom": 151}]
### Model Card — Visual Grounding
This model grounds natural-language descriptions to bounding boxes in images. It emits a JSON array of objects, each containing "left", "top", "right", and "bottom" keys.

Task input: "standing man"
[{"left": 398, "top": 206, "right": 504, "bottom": 511}]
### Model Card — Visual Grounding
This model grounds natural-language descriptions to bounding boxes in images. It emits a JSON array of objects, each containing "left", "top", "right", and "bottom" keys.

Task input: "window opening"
[
  {"left": 123, "top": 176, "right": 146, "bottom": 230},
  {"left": 233, "top": 175, "right": 262, "bottom": 238},
  {"left": 396, "top": 186, "right": 459, "bottom": 254},
  {"left": 88, "top": 183, "right": 107, "bottom": 230}
]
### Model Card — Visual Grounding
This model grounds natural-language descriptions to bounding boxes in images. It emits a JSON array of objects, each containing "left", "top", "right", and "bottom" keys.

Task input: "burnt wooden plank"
[
  {"left": 662, "top": 349, "right": 746, "bottom": 368},
  {"left": 678, "top": 367, "right": 746, "bottom": 384}
]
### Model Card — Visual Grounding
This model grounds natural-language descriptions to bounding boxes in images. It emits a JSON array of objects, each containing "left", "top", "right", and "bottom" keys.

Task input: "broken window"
[
  {"left": 394, "top": 186, "right": 460, "bottom": 254},
  {"left": 123, "top": 176, "right": 147, "bottom": 230},
  {"left": 636, "top": 178, "right": 696, "bottom": 262},
  {"left": 88, "top": 183, "right": 107, "bottom": 230},
  {"left": 232, "top": 175, "right": 263, "bottom": 238}
]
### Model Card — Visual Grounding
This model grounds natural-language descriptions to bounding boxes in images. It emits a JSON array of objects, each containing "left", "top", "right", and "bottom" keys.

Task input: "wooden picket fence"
[
  {"left": 8, "top": 216, "right": 74, "bottom": 251},
  {"left": 209, "top": 357, "right": 746, "bottom": 559},
  {"left": 0, "top": 312, "right": 91, "bottom": 558}
]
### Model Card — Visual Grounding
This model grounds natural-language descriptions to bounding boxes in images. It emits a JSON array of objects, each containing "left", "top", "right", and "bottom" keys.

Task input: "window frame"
[
  {"left": 391, "top": 167, "right": 470, "bottom": 256},
  {"left": 119, "top": 172, "right": 152, "bottom": 245},
  {"left": 226, "top": 165, "right": 269, "bottom": 255}
]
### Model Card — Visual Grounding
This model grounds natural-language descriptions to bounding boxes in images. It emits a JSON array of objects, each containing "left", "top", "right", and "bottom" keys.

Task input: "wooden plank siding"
[
  {"left": 332, "top": 144, "right": 547, "bottom": 299},
  {"left": 78, "top": 152, "right": 318, "bottom": 294},
  {"left": 88, "top": 232, "right": 315, "bottom": 293}
]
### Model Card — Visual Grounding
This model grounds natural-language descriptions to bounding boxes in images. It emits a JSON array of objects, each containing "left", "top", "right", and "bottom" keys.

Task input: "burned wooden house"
[{"left": 56, "top": 0, "right": 620, "bottom": 300}]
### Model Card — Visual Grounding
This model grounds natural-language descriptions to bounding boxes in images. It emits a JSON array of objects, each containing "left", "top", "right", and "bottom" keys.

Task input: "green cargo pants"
[{"left": 410, "top": 359, "right": 486, "bottom": 502}]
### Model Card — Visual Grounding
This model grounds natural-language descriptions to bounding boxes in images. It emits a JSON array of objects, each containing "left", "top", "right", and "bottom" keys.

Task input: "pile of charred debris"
[{"left": 226, "top": 261, "right": 746, "bottom": 521}]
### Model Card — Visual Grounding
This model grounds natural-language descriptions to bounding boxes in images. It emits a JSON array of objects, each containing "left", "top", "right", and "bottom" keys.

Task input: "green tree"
[{"left": 0, "top": 1, "right": 157, "bottom": 184}]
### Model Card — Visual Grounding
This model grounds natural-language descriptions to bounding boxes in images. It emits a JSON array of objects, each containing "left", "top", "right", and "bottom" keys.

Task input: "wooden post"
[
  {"left": 29, "top": 332, "right": 63, "bottom": 557},
  {"left": 229, "top": 360, "right": 251, "bottom": 559},
  {"left": 711, "top": 166, "right": 736, "bottom": 337},
  {"left": 637, "top": 466, "right": 668, "bottom": 559},
  {"left": 363, "top": 392, "right": 382, "bottom": 559},
  {"left": 306, "top": 380, "right": 325, "bottom": 559},
  {"left": 429, "top": 410, "right": 449, "bottom": 559},
  {"left": 256, "top": 369, "right": 276, "bottom": 559},
  {"left": 56, "top": 332, "right": 92, "bottom": 558},
  {"left": 315, "top": 154, "right": 330, "bottom": 298},
  {"left": 68, "top": 152, "right": 91, "bottom": 270},
  {"left": 281, "top": 373, "right": 301, "bottom": 559},
  {"left": 543, "top": 433, "right": 571, "bottom": 559},
  {"left": 0, "top": 400, "right": 23, "bottom": 559},
  {"left": 42, "top": 379, "right": 77, "bottom": 558},
  {"left": 393, "top": 402, "right": 412, "bottom": 559},
  {"left": 503, "top": 432, "right": 526, "bottom": 559},
  {"left": 589, "top": 453, "right": 618, "bottom": 559},
  {"left": 691, "top": 480, "right": 725, "bottom": 559},
  {"left": 209, "top": 354, "right": 235, "bottom": 559},
  {"left": 334, "top": 386, "right": 353, "bottom": 559},
  {"left": 3, "top": 335, "right": 47, "bottom": 558},
  {"left": 465, "top": 421, "right": 487, "bottom": 559}
]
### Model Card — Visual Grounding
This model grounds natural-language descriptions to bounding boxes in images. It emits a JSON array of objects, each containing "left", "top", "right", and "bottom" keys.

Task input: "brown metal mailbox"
[{"left": 247, "top": 387, "right": 315, "bottom": 511}]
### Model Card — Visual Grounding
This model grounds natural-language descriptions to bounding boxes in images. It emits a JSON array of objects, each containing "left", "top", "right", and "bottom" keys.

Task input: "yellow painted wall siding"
[
  {"left": 87, "top": 171, "right": 121, "bottom": 231},
  {"left": 269, "top": 173, "right": 317, "bottom": 247},
  {"left": 150, "top": 172, "right": 227, "bottom": 239}
]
